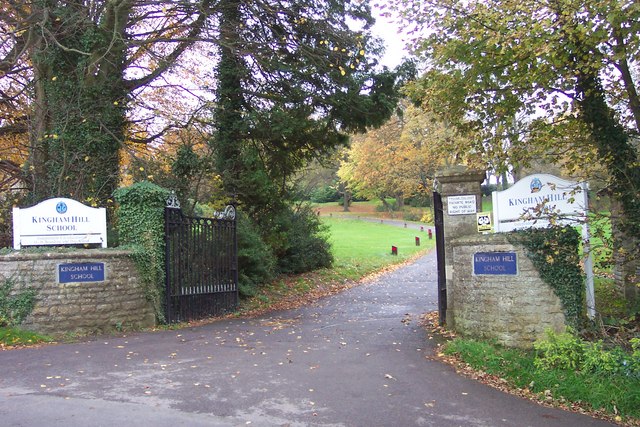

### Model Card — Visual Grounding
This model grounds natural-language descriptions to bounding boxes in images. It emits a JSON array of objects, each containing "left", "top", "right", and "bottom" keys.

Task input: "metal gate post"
[
  {"left": 433, "top": 191, "right": 447, "bottom": 326},
  {"left": 164, "top": 192, "right": 181, "bottom": 323}
]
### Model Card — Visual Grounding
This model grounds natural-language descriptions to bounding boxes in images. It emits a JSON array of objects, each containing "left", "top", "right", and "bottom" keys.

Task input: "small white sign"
[
  {"left": 447, "top": 195, "right": 477, "bottom": 215},
  {"left": 13, "top": 197, "right": 107, "bottom": 249}
]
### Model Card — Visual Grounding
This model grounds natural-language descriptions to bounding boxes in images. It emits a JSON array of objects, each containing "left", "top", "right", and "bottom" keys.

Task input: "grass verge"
[
  {"left": 423, "top": 314, "right": 640, "bottom": 426},
  {"left": 0, "top": 327, "right": 52, "bottom": 349}
]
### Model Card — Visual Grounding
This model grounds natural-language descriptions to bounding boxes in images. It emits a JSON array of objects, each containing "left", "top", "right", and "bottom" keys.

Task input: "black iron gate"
[
  {"left": 433, "top": 191, "right": 446, "bottom": 325},
  {"left": 164, "top": 197, "right": 238, "bottom": 323}
]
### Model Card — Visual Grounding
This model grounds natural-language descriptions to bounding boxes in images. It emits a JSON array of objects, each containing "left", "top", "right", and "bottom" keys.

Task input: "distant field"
[
  {"left": 313, "top": 196, "right": 493, "bottom": 222},
  {"left": 322, "top": 217, "right": 434, "bottom": 279},
  {"left": 314, "top": 200, "right": 398, "bottom": 218}
]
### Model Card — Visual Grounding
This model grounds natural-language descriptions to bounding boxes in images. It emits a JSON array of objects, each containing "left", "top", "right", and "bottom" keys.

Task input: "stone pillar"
[{"left": 435, "top": 166, "right": 486, "bottom": 328}]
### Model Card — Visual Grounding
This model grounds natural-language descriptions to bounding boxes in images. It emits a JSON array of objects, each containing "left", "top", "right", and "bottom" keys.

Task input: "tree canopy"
[
  {"left": 0, "top": 0, "right": 215, "bottom": 204},
  {"left": 390, "top": 0, "right": 640, "bottom": 235},
  {"left": 0, "top": 1, "right": 406, "bottom": 207}
]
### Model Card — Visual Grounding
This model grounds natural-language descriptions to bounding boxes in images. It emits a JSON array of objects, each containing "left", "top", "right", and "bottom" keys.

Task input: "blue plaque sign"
[
  {"left": 58, "top": 262, "right": 105, "bottom": 283},
  {"left": 473, "top": 252, "right": 517, "bottom": 275}
]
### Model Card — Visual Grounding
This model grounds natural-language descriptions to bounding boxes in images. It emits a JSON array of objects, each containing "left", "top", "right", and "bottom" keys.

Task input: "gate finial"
[{"left": 166, "top": 191, "right": 181, "bottom": 209}]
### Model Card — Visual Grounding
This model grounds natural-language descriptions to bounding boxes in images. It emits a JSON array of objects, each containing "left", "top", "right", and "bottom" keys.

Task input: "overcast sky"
[{"left": 371, "top": 7, "right": 409, "bottom": 68}]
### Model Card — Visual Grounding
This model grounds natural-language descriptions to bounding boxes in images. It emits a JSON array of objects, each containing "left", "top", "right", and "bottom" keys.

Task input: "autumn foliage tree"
[{"left": 339, "top": 103, "right": 471, "bottom": 209}]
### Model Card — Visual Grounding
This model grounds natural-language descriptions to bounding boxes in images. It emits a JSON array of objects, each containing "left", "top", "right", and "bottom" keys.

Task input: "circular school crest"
[
  {"left": 530, "top": 177, "right": 543, "bottom": 193},
  {"left": 56, "top": 201, "right": 68, "bottom": 214}
]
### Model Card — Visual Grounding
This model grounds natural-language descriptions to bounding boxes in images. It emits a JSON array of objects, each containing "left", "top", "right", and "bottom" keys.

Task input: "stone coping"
[{"left": 0, "top": 248, "right": 132, "bottom": 262}]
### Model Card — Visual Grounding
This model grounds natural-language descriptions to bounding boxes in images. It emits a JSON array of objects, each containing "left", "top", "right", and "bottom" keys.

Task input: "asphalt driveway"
[{"left": 0, "top": 251, "right": 615, "bottom": 426}]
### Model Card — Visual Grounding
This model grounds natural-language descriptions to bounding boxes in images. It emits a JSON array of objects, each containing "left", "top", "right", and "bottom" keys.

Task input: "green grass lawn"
[{"left": 323, "top": 217, "right": 434, "bottom": 279}]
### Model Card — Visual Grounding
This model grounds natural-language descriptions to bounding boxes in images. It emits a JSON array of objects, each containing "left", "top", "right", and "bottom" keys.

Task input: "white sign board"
[
  {"left": 492, "top": 174, "right": 587, "bottom": 232},
  {"left": 447, "top": 195, "right": 477, "bottom": 215},
  {"left": 13, "top": 197, "right": 107, "bottom": 249}
]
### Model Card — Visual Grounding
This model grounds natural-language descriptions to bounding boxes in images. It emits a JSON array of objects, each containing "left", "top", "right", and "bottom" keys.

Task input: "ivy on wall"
[
  {"left": 114, "top": 181, "right": 169, "bottom": 323},
  {"left": 0, "top": 277, "right": 36, "bottom": 327},
  {"left": 508, "top": 226, "right": 585, "bottom": 327}
]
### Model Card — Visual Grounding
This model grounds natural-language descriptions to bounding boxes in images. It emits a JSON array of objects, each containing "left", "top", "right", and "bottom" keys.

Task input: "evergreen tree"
[{"left": 212, "top": 0, "right": 409, "bottom": 214}]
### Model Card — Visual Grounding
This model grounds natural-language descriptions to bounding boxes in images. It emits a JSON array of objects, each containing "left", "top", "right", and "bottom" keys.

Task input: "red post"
[
  {"left": 391, "top": 246, "right": 398, "bottom": 255},
  {"left": 415, "top": 236, "right": 420, "bottom": 246},
  {"left": 420, "top": 226, "right": 424, "bottom": 232},
  {"left": 428, "top": 229, "right": 433, "bottom": 239}
]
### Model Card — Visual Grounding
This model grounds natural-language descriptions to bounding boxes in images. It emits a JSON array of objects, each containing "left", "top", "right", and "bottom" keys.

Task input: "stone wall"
[
  {"left": 0, "top": 249, "right": 156, "bottom": 336},
  {"left": 450, "top": 233, "right": 566, "bottom": 348}
]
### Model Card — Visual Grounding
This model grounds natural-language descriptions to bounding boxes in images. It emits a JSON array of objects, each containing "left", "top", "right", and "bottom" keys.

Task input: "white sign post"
[
  {"left": 13, "top": 197, "right": 107, "bottom": 249},
  {"left": 492, "top": 174, "right": 595, "bottom": 318}
]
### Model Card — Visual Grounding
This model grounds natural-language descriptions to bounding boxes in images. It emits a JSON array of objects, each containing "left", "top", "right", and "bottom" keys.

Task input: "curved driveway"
[{"left": 0, "top": 251, "right": 615, "bottom": 426}]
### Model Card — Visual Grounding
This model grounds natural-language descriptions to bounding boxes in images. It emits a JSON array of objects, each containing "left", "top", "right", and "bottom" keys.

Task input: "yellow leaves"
[
  {"left": 359, "top": 49, "right": 365, "bottom": 56},
  {"left": 51, "top": 76, "right": 57, "bottom": 81}
]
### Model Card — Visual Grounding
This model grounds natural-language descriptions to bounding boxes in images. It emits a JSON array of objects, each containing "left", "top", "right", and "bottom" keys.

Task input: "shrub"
[
  {"left": 534, "top": 328, "right": 640, "bottom": 376},
  {"left": 420, "top": 210, "right": 434, "bottom": 224},
  {"left": 270, "top": 204, "right": 333, "bottom": 274},
  {"left": 581, "top": 340, "right": 626, "bottom": 375},
  {"left": 534, "top": 328, "right": 584, "bottom": 370},
  {"left": 406, "top": 193, "right": 432, "bottom": 207},
  {"left": 237, "top": 212, "right": 276, "bottom": 298},
  {"left": 402, "top": 210, "right": 422, "bottom": 222},
  {"left": 309, "top": 185, "right": 340, "bottom": 203}
]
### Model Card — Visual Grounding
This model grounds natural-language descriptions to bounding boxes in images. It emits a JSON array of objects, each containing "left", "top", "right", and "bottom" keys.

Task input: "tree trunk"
[
  {"left": 27, "top": 2, "right": 128, "bottom": 205},
  {"left": 342, "top": 189, "right": 350, "bottom": 212}
]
